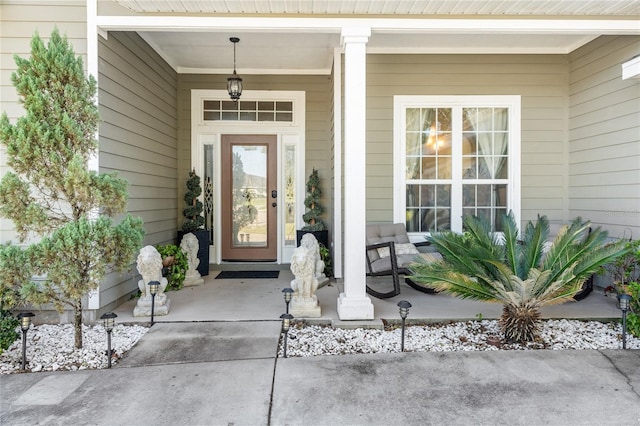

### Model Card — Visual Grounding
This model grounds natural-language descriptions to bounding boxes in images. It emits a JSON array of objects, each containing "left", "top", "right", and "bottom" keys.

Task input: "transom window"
[
  {"left": 203, "top": 100, "right": 293, "bottom": 122},
  {"left": 394, "top": 96, "right": 521, "bottom": 234}
]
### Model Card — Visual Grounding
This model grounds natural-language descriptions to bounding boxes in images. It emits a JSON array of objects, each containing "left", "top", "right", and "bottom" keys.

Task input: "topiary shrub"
[
  {"left": 302, "top": 168, "right": 326, "bottom": 231},
  {"left": 182, "top": 169, "right": 205, "bottom": 233}
]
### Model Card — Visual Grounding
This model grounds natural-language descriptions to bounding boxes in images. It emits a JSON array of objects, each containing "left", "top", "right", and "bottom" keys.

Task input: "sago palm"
[{"left": 409, "top": 213, "right": 629, "bottom": 343}]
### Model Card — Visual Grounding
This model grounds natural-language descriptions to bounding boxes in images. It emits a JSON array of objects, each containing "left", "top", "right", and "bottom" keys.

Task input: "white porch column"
[
  {"left": 87, "top": 0, "right": 100, "bottom": 310},
  {"left": 337, "top": 27, "right": 374, "bottom": 320}
]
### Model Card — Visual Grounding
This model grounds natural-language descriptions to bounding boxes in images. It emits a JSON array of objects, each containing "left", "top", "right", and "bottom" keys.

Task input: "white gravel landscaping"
[
  {"left": 0, "top": 323, "right": 148, "bottom": 374},
  {"left": 2, "top": 319, "right": 638, "bottom": 374},
  {"left": 278, "top": 319, "right": 640, "bottom": 357}
]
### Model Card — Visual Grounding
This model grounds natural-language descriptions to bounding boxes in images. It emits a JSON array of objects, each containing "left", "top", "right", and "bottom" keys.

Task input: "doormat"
[{"left": 215, "top": 270, "right": 280, "bottom": 279}]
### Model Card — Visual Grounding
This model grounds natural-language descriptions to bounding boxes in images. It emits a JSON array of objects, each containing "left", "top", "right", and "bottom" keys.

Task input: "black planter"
[
  {"left": 296, "top": 230, "right": 329, "bottom": 248},
  {"left": 178, "top": 229, "right": 210, "bottom": 276}
]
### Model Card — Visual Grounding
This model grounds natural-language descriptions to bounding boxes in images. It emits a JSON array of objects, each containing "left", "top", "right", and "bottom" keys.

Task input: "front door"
[{"left": 221, "top": 134, "right": 278, "bottom": 261}]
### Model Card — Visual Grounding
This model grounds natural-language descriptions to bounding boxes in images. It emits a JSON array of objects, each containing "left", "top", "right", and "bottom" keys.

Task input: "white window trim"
[{"left": 393, "top": 95, "right": 521, "bottom": 237}]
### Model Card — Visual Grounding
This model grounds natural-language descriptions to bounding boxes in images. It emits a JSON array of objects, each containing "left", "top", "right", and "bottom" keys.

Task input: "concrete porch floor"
[{"left": 112, "top": 270, "right": 623, "bottom": 325}]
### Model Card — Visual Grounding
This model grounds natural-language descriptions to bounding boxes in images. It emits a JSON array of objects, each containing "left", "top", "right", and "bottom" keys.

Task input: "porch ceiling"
[
  {"left": 103, "top": 0, "right": 640, "bottom": 74},
  {"left": 113, "top": 0, "right": 640, "bottom": 16}
]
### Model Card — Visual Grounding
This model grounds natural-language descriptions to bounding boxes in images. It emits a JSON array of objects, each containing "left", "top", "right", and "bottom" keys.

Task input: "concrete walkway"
[
  {"left": 1, "top": 321, "right": 639, "bottom": 425},
  {"left": 2, "top": 273, "right": 638, "bottom": 425}
]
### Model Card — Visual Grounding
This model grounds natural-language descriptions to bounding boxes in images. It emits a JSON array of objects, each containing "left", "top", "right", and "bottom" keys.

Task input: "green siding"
[
  {"left": 365, "top": 53, "right": 569, "bottom": 225},
  {"left": 0, "top": 0, "right": 87, "bottom": 243},
  {"left": 98, "top": 31, "right": 178, "bottom": 310},
  {"left": 569, "top": 35, "right": 640, "bottom": 238}
]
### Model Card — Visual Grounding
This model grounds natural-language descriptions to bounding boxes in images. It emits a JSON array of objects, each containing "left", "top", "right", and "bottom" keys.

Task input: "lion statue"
[
  {"left": 180, "top": 233, "right": 201, "bottom": 278},
  {"left": 300, "top": 233, "right": 325, "bottom": 281},
  {"left": 136, "top": 245, "right": 168, "bottom": 299},
  {"left": 290, "top": 246, "right": 318, "bottom": 300}
]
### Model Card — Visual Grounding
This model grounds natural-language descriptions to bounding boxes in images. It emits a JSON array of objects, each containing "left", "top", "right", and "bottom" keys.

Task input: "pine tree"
[{"left": 0, "top": 29, "right": 144, "bottom": 349}]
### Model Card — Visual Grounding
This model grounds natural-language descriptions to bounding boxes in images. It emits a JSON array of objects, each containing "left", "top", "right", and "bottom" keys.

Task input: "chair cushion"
[
  {"left": 367, "top": 223, "right": 411, "bottom": 244},
  {"left": 368, "top": 251, "right": 442, "bottom": 274},
  {"left": 377, "top": 242, "right": 419, "bottom": 258},
  {"left": 366, "top": 223, "right": 412, "bottom": 262}
]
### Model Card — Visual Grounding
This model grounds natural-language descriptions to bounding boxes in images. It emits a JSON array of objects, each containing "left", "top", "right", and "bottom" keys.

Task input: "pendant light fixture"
[{"left": 227, "top": 37, "right": 243, "bottom": 102}]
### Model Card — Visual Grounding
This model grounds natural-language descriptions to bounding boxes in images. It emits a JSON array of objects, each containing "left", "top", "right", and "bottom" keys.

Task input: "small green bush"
[
  {"left": 626, "top": 312, "right": 640, "bottom": 338},
  {"left": 155, "top": 244, "right": 188, "bottom": 291},
  {"left": 0, "top": 310, "right": 19, "bottom": 353},
  {"left": 319, "top": 243, "right": 333, "bottom": 278},
  {"left": 625, "top": 281, "right": 640, "bottom": 337}
]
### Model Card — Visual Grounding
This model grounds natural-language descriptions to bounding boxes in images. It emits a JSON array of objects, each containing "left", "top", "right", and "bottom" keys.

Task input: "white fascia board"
[
  {"left": 622, "top": 55, "right": 640, "bottom": 80},
  {"left": 366, "top": 36, "right": 599, "bottom": 55},
  {"left": 95, "top": 16, "right": 640, "bottom": 35},
  {"left": 178, "top": 67, "right": 332, "bottom": 75}
]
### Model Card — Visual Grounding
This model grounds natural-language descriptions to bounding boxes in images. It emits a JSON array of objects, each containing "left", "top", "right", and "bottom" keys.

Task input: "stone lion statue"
[
  {"left": 136, "top": 245, "right": 167, "bottom": 298},
  {"left": 290, "top": 246, "right": 318, "bottom": 300},
  {"left": 300, "top": 233, "right": 325, "bottom": 281},
  {"left": 180, "top": 233, "right": 200, "bottom": 274}
]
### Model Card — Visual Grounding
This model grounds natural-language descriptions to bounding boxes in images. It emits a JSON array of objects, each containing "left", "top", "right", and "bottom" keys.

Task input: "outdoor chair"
[{"left": 365, "top": 223, "right": 442, "bottom": 299}]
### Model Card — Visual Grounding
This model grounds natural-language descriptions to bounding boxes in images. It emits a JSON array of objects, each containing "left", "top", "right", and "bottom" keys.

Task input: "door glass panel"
[
  {"left": 232, "top": 145, "right": 267, "bottom": 247},
  {"left": 284, "top": 145, "right": 296, "bottom": 247},
  {"left": 203, "top": 144, "right": 215, "bottom": 244}
]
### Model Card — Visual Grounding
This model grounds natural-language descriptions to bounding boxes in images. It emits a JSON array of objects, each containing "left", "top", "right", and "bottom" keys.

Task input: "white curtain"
[{"left": 475, "top": 108, "right": 508, "bottom": 179}]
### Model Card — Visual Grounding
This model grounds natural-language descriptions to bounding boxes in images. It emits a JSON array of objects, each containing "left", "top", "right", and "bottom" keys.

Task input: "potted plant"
[
  {"left": 297, "top": 168, "right": 328, "bottom": 248},
  {"left": 180, "top": 169, "right": 210, "bottom": 276}
]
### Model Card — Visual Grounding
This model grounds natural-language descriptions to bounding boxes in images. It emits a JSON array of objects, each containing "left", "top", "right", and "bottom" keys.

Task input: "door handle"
[
  {"left": 272, "top": 202, "right": 277, "bottom": 207},
  {"left": 271, "top": 190, "right": 277, "bottom": 198}
]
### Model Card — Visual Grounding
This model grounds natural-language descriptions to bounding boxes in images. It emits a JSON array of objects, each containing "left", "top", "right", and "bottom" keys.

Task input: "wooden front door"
[{"left": 221, "top": 135, "right": 278, "bottom": 261}]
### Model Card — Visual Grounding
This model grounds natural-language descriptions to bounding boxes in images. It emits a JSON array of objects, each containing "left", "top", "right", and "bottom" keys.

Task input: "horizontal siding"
[
  {"left": 365, "top": 53, "right": 569, "bottom": 226},
  {"left": 176, "top": 73, "right": 333, "bottom": 228},
  {"left": 569, "top": 35, "right": 640, "bottom": 238},
  {"left": 0, "top": 1, "right": 87, "bottom": 244},
  {"left": 98, "top": 31, "right": 178, "bottom": 307}
]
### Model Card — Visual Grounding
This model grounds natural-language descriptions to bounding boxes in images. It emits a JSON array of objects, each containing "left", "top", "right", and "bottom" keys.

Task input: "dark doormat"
[{"left": 215, "top": 270, "right": 280, "bottom": 279}]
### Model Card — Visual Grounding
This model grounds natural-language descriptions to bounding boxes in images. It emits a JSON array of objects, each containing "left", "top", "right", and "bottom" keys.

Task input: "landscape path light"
[
  {"left": 397, "top": 300, "right": 412, "bottom": 352},
  {"left": 282, "top": 287, "right": 294, "bottom": 314},
  {"left": 149, "top": 280, "right": 160, "bottom": 326},
  {"left": 100, "top": 312, "right": 117, "bottom": 368},
  {"left": 618, "top": 293, "right": 631, "bottom": 349},
  {"left": 17, "top": 312, "right": 35, "bottom": 370},
  {"left": 279, "top": 313, "right": 294, "bottom": 358}
]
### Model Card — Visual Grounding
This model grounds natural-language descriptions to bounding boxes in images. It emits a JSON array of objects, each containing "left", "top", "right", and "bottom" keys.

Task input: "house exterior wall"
[
  {"left": 569, "top": 35, "right": 640, "bottom": 239},
  {"left": 98, "top": 31, "right": 178, "bottom": 309},
  {"left": 176, "top": 74, "right": 333, "bottom": 233},
  {"left": 364, "top": 53, "right": 569, "bottom": 226},
  {"left": 0, "top": 0, "right": 87, "bottom": 244}
]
